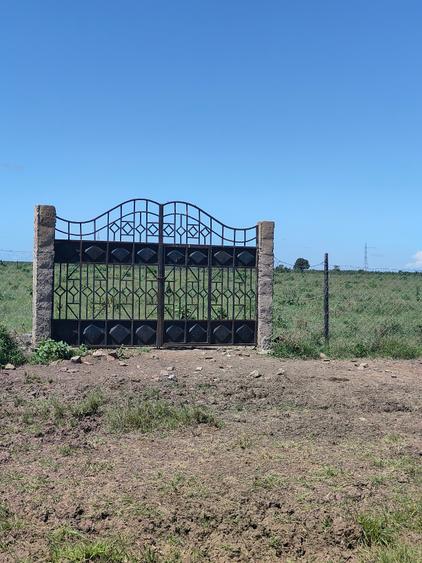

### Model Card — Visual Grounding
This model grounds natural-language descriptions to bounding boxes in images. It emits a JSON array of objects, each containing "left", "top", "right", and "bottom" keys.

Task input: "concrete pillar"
[
  {"left": 257, "top": 221, "right": 274, "bottom": 350},
  {"left": 32, "top": 205, "right": 56, "bottom": 346}
]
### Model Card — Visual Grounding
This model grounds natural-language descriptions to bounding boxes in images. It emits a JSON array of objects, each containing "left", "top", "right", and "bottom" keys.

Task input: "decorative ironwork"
[{"left": 52, "top": 199, "right": 257, "bottom": 347}]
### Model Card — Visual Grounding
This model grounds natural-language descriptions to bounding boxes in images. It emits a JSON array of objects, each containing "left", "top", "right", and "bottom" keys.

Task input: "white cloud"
[{"left": 406, "top": 250, "right": 422, "bottom": 269}]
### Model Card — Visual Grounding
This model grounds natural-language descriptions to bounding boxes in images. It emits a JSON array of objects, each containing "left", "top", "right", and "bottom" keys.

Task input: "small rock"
[
  {"left": 92, "top": 350, "right": 106, "bottom": 357},
  {"left": 106, "top": 355, "right": 117, "bottom": 362},
  {"left": 166, "top": 366, "right": 175, "bottom": 372},
  {"left": 107, "top": 351, "right": 119, "bottom": 359},
  {"left": 195, "top": 366, "right": 203, "bottom": 372},
  {"left": 319, "top": 352, "right": 328, "bottom": 359},
  {"left": 249, "top": 370, "right": 262, "bottom": 378},
  {"left": 118, "top": 361, "right": 128, "bottom": 367},
  {"left": 4, "top": 363, "right": 15, "bottom": 370},
  {"left": 357, "top": 362, "right": 368, "bottom": 370},
  {"left": 160, "top": 370, "right": 170, "bottom": 377},
  {"left": 277, "top": 368, "right": 286, "bottom": 376},
  {"left": 68, "top": 368, "right": 79, "bottom": 374},
  {"left": 70, "top": 356, "right": 82, "bottom": 364},
  {"left": 168, "top": 373, "right": 176, "bottom": 380}
]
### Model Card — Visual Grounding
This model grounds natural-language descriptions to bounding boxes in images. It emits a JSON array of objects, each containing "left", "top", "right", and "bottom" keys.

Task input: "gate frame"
[{"left": 32, "top": 203, "right": 274, "bottom": 350}]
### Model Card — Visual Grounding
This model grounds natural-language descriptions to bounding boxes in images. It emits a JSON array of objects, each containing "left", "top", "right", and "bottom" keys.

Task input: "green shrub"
[
  {"left": 0, "top": 324, "right": 25, "bottom": 366},
  {"left": 31, "top": 339, "right": 87, "bottom": 364}
]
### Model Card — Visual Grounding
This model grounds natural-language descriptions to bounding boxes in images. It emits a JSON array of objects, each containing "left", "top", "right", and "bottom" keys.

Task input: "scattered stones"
[
  {"left": 70, "top": 356, "right": 82, "bottom": 364},
  {"left": 4, "top": 363, "right": 15, "bottom": 370}
]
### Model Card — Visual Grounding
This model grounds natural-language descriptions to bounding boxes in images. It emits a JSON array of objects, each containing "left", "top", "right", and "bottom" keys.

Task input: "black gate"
[{"left": 51, "top": 199, "right": 257, "bottom": 347}]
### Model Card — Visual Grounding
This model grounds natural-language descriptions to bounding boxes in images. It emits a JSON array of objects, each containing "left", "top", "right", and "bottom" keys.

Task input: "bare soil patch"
[{"left": 1, "top": 349, "right": 421, "bottom": 561}]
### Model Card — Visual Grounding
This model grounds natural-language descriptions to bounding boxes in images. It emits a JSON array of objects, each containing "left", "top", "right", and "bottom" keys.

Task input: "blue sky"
[{"left": 1, "top": 0, "right": 421, "bottom": 269}]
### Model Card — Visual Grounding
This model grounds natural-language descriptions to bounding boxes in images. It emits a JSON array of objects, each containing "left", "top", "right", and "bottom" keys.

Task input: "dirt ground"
[{"left": 0, "top": 349, "right": 421, "bottom": 562}]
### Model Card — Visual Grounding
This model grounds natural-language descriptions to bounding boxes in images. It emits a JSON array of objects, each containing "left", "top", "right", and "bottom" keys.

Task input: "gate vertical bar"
[
  {"left": 33, "top": 205, "right": 56, "bottom": 346},
  {"left": 156, "top": 203, "right": 165, "bottom": 347},
  {"left": 256, "top": 221, "right": 274, "bottom": 350}
]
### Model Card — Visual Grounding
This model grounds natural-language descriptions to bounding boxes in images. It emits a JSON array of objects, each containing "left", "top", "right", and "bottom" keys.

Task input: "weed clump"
[
  {"left": 31, "top": 339, "right": 87, "bottom": 364},
  {"left": 49, "top": 527, "right": 132, "bottom": 562},
  {"left": 106, "top": 396, "right": 220, "bottom": 434}
]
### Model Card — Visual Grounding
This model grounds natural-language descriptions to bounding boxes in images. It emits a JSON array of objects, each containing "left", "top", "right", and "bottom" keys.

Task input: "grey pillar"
[
  {"left": 257, "top": 221, "right": 274, "bottom": 350},
  {"left": 32, "top": 205, "right": 56, "bottom": 346}
]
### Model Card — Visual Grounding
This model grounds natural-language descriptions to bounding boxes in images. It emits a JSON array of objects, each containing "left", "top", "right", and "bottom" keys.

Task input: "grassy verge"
[
  {"left": 19, "top": 390, "right": 220, "bottom": 436},
  {"left": 273, "top": 270, "right": 422, "bottom": 359}
]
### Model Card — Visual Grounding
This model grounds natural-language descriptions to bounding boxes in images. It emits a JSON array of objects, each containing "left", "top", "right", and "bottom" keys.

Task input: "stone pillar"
[
  {"left": 257, "top": 221, "right": 274, "bottom": 350},
  {"left": 32, "top": 205, "right": 56, "bottom": 346}
]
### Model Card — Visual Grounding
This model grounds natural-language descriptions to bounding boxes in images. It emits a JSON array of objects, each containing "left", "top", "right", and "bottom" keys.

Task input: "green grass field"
[
  {"left": 0, "top": 262, "right": 32, "bottom": 333},
  {"left": 273, "top": 269, "right": 422, "bottom": 358},
  {"left": 1, "top": 262, "right": 422, "bottom": 358}
]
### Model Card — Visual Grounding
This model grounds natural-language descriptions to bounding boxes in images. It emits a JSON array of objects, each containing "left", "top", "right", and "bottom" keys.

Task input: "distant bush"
[
  {"left": 293, "top": 258, "right": 310, "bottom": 272},
  {"left": 0, "top": 324, "right": 25, "bottom": 366}
]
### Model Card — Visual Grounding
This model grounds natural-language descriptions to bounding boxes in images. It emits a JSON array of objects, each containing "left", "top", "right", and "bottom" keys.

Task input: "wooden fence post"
[{"left": 324, "top": 252, "right": 329, "bottom": 345}]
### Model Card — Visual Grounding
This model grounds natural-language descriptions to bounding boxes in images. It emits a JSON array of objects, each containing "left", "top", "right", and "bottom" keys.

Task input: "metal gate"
[{"left": 51, "top": 199, "right": 258, "bottom": 347}]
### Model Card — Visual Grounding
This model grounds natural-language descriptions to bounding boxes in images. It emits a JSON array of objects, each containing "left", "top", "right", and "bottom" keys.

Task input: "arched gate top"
[{"left": 56, "top": 199, "right": 257, "bottom": 246}]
